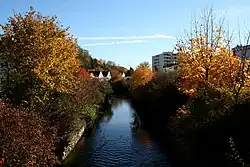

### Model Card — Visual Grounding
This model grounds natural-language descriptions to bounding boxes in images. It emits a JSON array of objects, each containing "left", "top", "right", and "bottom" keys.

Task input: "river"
[{"left": 64, "top": 99, "right": 171, "bottom": 167}]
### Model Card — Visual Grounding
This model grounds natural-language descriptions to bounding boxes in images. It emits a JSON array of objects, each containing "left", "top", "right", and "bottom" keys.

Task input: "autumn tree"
[
  {"left": 131, "top": 62, "right": 154, "bottom": 89},
  {"left": 0, "top": 7, "right": 80, "bottom": 106},
  {"left": 137, "top": 61, "right": 150, "bottom": 68},
  {"left": 76, "top": 46, "right": 92, "bottom": 69},
  {"left": 176, "top": 8, "right": 250, "bottom": 101}
]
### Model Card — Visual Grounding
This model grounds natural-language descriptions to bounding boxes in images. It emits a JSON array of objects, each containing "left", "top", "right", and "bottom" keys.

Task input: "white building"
[
  {"left": 232, "top": 45, "right": 250, "bottom": 59},
  {"left": 152, "top": 52, "right": 178, "bottom": 72},
  {"left": 163, "top": 65, "right": 178, "bottom": 73},
  {"left": 98, "top": 71, "right": 104, "bottom": 78}
]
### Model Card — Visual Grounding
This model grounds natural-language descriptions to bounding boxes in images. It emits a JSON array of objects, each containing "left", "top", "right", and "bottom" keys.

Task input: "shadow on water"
[{"left": 64, "top": 99, "right": 171, "bottom": 167}]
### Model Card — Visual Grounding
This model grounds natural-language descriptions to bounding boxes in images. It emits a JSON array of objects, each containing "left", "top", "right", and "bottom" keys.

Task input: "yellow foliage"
[
  {"left": 131, "top": 62, "right": 154, "bottom": 89},
  {"left": 176, "top": 8, "right": 250, "bottom": 100},
  {"left": 178, "top": 31, "right": 250, "bottom": 99},
  {"left": 0, "top": 7, "right": 80, "bottom": 94}
]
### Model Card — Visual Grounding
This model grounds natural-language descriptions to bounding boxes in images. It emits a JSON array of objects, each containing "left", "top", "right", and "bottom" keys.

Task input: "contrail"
[
  {"left": 78, "top": 34, "right": 176, "bottom": 40},
  {"left": 82, "top": 40, "right": 148, "bottom": 47}
]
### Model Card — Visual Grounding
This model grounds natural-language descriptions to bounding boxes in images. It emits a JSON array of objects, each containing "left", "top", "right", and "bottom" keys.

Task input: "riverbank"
[
  {"left": 63, "top": 99, "right": 171, "bottom": 167},
  {"left": 53, "top": 79, "right": 113, "bottom": 162},
  {"left": 127, "top": 72, "right": 250, "bottom": 167},
  {"left": 62, "top": 93, "right": 113, "bottom": 163},
  {"left": 0, "top": 79, "right": 113, "bottom": 166}
]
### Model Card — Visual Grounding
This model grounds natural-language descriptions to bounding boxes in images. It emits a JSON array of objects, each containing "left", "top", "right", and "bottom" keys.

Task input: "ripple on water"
[{"left": 68, "top": 100, "right": 170, "bottom": 167}]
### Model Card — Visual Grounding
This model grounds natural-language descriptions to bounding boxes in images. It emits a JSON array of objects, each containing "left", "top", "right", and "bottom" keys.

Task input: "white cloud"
[
  {"left": 82, "top": 40, "right": 148, "bottom": 47},
  {"left": 78, "top": 34, "right": 176, "bottom": 40}
]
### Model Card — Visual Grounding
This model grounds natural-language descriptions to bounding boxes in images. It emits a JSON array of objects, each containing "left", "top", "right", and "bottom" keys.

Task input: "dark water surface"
[{"left": 65, "top": 99, "right": 170, "bottom": 167}]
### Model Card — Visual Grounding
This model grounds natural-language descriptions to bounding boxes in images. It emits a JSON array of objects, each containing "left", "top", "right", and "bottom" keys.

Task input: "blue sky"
[{"left": 1, "top": 0, "right": 250, "bottom": 68}]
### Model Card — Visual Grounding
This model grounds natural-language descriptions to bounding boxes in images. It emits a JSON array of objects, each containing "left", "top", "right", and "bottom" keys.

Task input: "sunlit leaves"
[
  {"left": 131, "top": 62, "right": 154, "bottom": 89},
  {"left": 176, "top": 9, "right": 250, "bottom": 100},
  {"left": 0, "top": 7, "right": 80, "bottom": 105}
]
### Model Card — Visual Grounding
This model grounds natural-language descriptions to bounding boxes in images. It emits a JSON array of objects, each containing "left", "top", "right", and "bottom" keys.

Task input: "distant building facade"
[
  {"left": 163, "top": 65, "right": 178, "bottom": 73},
  {"left": 152, "top": 51, "right": 178, "bottom": 72},
  {"left": 232, "top": 45, "right": 250, "bottom": 59}
]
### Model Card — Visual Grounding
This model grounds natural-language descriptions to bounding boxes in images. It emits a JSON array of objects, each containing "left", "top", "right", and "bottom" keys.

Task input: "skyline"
[{"left": 1, "top": 0, "right": 250, "bottom": 68}]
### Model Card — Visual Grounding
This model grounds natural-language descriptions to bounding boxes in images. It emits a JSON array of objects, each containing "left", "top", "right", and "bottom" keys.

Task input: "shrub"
[
  {"left": 49, "top": 79, "right": 112, "bottom": 136},
  {"left": 110, "top": 79, "right": 129, "bottom": 96},
  {"left": 0, "top": 101, "right": 56, "bottom": 167},
  {"left": 131, "top": 72, "right": 188, "bottom": 127}
]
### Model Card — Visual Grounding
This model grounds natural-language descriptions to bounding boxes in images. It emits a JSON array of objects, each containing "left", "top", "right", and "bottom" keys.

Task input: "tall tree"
[
  {"left": 91, "top": 58, "right": 98, "bottom": 69},
  {"left": 176, "top": 8, "right": 250, "bottom": 101},
  {"left": 0, "top": 7, "right": 80, "bottom": 105},
  {"left": 76, "top": 45, "right": 92, "bottom": 69}
]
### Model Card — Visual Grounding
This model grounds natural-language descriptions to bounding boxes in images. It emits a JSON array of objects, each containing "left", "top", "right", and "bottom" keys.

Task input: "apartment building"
[
  {"left": 232, "top": 45, "right": 250, "bottom": 59},
  {"left": 152, "top": 51, "right": 178, "bottom": 72}
]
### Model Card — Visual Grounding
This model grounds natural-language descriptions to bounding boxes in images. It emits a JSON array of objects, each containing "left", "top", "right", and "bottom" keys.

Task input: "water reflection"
[
  {"left": 100, "top": 109, "right": 113, "bottom": 123},
  {"left": 65, "top": 99, "right": 170, "bottom": 167}
]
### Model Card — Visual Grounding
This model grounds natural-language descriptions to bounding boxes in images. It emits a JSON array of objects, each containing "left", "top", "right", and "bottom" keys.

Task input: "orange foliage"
[
  {"left": 77, "top": 67, "right": 90, "bottom": 79},
  {"left": 131, "top": 62, "right": 154, "bottom": 89},
  {"left": 176, "top": 9, "right": 250, "bottom": 99}
]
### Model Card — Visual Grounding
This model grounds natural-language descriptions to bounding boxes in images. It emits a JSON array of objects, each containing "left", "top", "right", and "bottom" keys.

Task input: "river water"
[{"left": 65, "top": 99, "right": 171, "bottom": 167}]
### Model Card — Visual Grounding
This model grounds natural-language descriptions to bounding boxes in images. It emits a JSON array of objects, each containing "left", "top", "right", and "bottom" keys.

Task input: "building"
[
  {"left": 232, "top": 45, "right": 250, "bottom": 59},
  {"left": 152, "top": 51, "right": 178, "bottom": 72},
  {"left": 163, "top": 65, "right": 178, "bottom": 73}
]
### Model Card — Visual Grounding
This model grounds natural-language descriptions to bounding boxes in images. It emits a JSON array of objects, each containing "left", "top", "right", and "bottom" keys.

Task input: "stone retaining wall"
[{"left": 62, "top": 125, "right": 85, "bottom": 160}]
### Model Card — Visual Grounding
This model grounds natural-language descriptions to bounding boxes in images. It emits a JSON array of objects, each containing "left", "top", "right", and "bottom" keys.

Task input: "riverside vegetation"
[
  {"left": 126, "top": 9, "right": 250, "bottom": 167},
  {"left": 2, "top": 7, "right": 250, "bottom": 167},
  {"left": 0, "top": 8, "right": 114, "bottom": 166}
]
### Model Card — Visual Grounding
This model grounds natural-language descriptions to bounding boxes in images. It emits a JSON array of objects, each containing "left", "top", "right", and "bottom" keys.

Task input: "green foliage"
[
  {"left": 91, "top": 58, "right": 98, "bottom": 69},
  {"left": 49, "top": 79, "right": 112, "bottom": 136},
  {"left": 76, "top": 45, "right": 92, "bottom": 69},
  {"left": 82, "top": 104, "right": 99, "bottom": 121}
]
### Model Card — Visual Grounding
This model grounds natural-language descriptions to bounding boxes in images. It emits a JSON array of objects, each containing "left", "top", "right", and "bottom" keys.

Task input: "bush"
[
  {"left": 110, "top": 79, "right": 129, "bottom": 96},
  {"left": 49, "top": 79, "right": 112, "bottom": 137},
  {"left": 0, "top": 101, "right": 56, "bottom": 166},
  {"left": 131, "top": 72, "right": 188, "bottom": 128}
]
